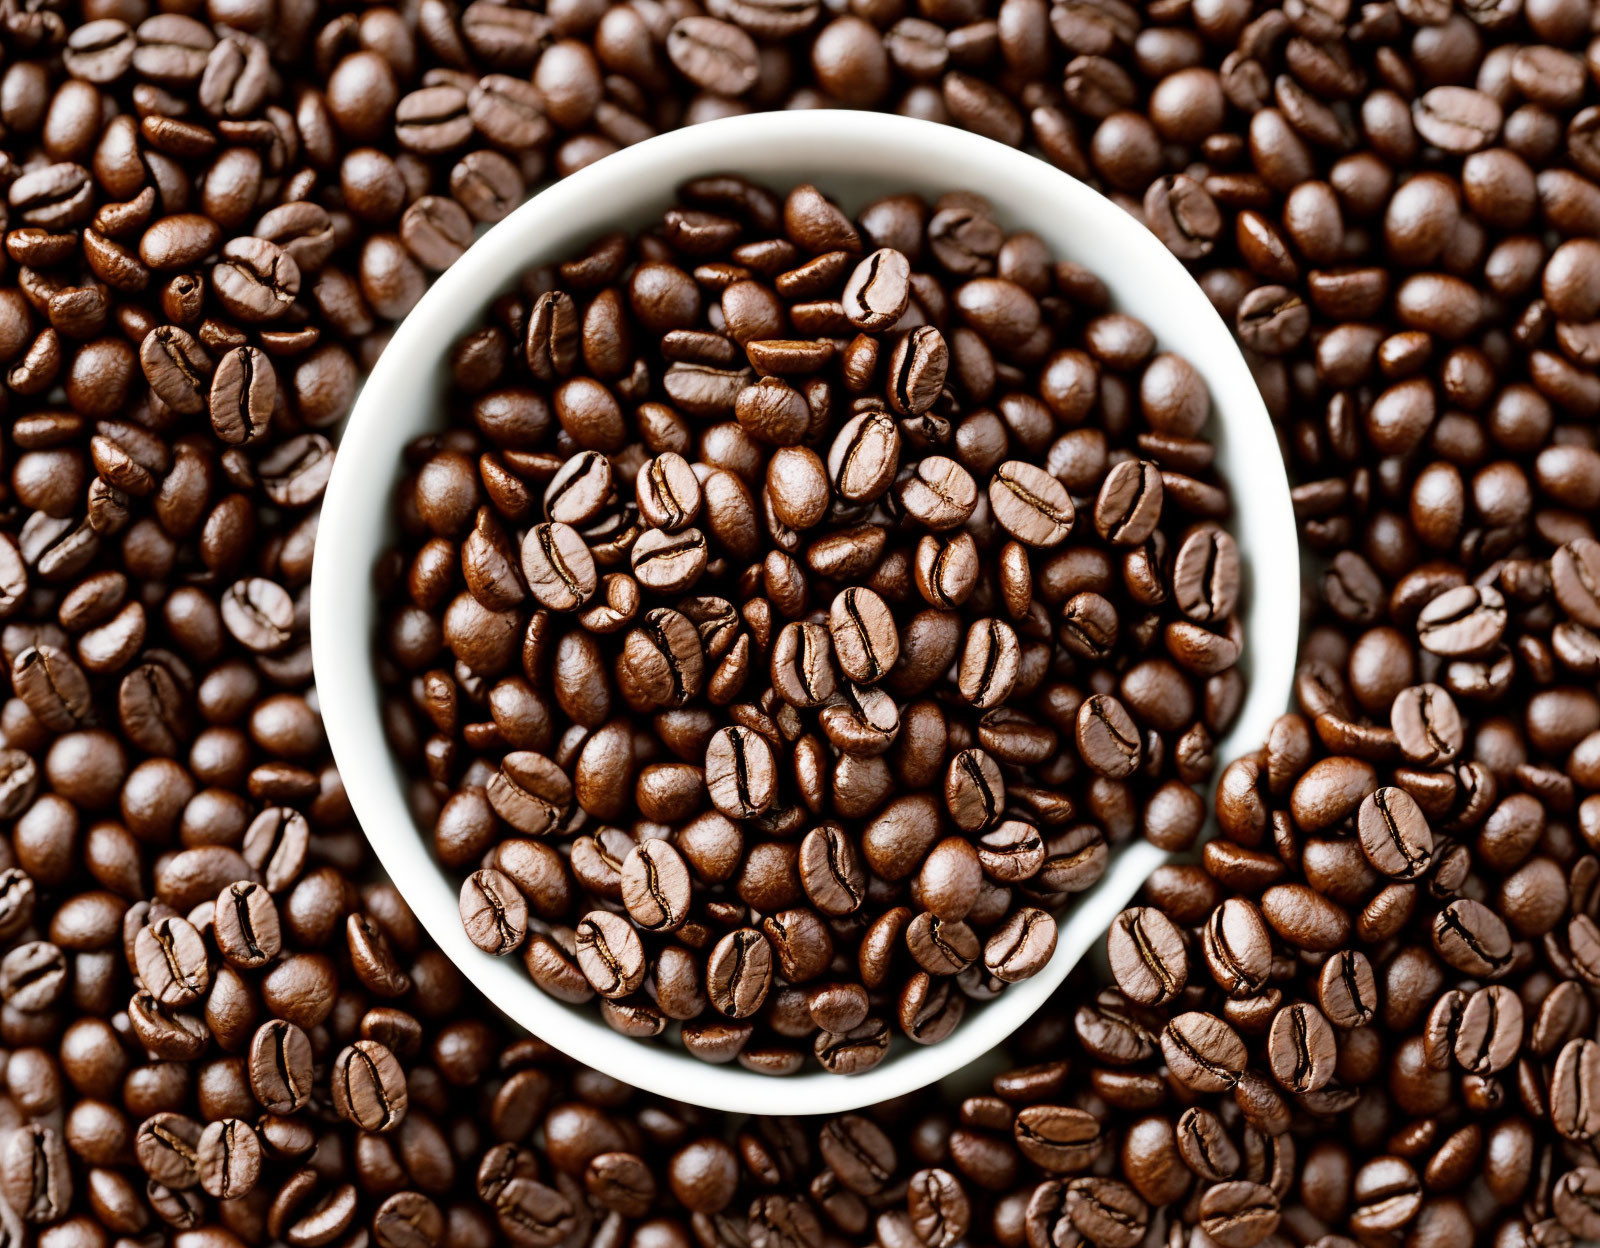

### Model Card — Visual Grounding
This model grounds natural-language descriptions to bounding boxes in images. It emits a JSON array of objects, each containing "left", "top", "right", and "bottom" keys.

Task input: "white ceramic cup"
[{"left": 311, "top": 110, "right": 1299, "bottom": 1116}]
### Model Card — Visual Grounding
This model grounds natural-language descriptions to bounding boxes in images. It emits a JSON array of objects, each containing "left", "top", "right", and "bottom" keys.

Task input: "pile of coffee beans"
[
  {"left": 0, "top": 0, "right": 1596, "bottom": 1237},
  {"left": 376, "top": 176, "right": 1243, "bottom": 1073}
]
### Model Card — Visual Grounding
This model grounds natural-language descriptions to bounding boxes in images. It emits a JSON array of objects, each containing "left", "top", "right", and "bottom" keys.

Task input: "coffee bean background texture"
[{"left": 0, "top": 0, "right": 1596, "bottom": 1244}]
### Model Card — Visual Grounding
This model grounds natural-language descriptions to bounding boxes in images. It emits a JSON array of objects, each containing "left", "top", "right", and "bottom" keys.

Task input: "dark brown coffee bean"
[
  {"left": 210, "top": 346, "right": 275, "bottom": 445},
  {"left": 707, "top": 926, "right": 772, "bottom": 1018},
  {"left": 887, "top": 327, "right": 949, "bottom": 418},
  {"left": 907, "top": 911, "right": 979, "bottom": 975},
  {"left": 1161, "top": 1012, "right": 1247, "bottom": 1094},
  {"left": 829, "top": 409, "right": 901, "bottom": 502},
  {"left": 1553, "top": 1039, "right": 1600, "bottom": 1142},
  {"left": 620, "top": 840, "right": 691, "bottom": 933},
  {"left": 1198, "top": 1180, "right": 1280, "bottom": 1248},
  {"left": 544, "top": 451, "right": 612, "bottom": 528},
  {"left": 990, "top": 461, "right": 1075, "bottom": 547},
  {"left": 1094, "top": 459, "right": 1163, "bottom": 545},
  {"left": 1454, "top": 984, "right": 1522, "bottom": 1076},
  {"left": 1356, "top": 786, "right": 1434, "bottom": 880},
  {"left": 1173, "top": 528, "right": 1240, "bottom": 622},
  {"left": 1432, "top": 898, "right": 1512, "bottom": 976},
  {"left": 332, "top": 1039, "right": 409, "bottom": 1132},
  {"left": 249, "top": 1019, "right": 312, "bottom": 1113},
  {"left": 460, "top": 868, "right": 528, "bottom": 955},
  {"left": 196, "top": 1118, "right": 261, "bottom": 1200},
  {"left": 134, "top": 915, "right": 210, "bottom": 1006},
  {"left": 814, "top": 1018, "right": 890, "bottom": 1074},
  {"left": 487, "top": 752, "right": 572, "bottom": 836},
  {"left": 666, "top": 17, "right": 760, "bottom": 96},
  {"left": 574, "top": 910, "right": 647, "bottom": 999},
  {"left": 1076, "top": 694, "right": 1142, "bottom": 779},
  {"left": 899, "top": 455, "right": 979, "bottom": 530},
  {"left": 140, "top": 324, "right": 212, "bottom": 416},
  {"left": 637, "top": 453, "right": 702, "bottom": 532},
  {"left": 957, "top": 618, "right": 1021, "bottom": 710},
  {"left": 1265, "top": 1003, "right": 1336, "bottom": 1093},
  {"left": 213, "top": 880, "right": 281, "bottom": 969},
  {"left": 984, "top": 907, "right": 1057, "bottom": 982},
  {"left": 1316, "top": 949, "right": 1377, "bottom": 1029},
  {"left": 221, "top": 577, "right": 294, "bottom": 652},
  {"left": 829, "top": 588, "right": 898, "bottom": 685},
  {"left": 12, "top": 645, "right": 92, "bottom": 731},
  {"left": 631, "top": 527, "right": 709, "bottom": 594},
  {"left": 1416, "top": 583, "right": 1508, "bottom": 655},
  {"left": 705, "top": 726, "right": 776, "bottom": 819},
  {"left": 1413, "top": 85, "right": 1503, "bottom": 153},
  {"left": 136, "top": 1111, "right": 203, "bottom": 1189},
  {"left": 1390, "top": 682, "right": 1462, "bottom": 766},
  {"left": 521, "top": 522, "right": 597, "bottom": 611},
  {"left": 620, "top": 608, "right": 705, "bottom": 710},
  {"left": 1107, "top": 906, "right": 1187, "bottom": 1005},
  {"left": 0, "top": 1124, "right": 70, "bottom": 1223},
  {"left": 944, "top": 748, "right": 1004, "bottom": 835},
  {"left": 799, "top": 823, "right": 865, "bottom": 916}
]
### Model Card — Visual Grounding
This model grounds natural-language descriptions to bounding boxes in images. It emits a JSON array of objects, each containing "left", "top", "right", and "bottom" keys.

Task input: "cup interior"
[{"left": 311, "top": 110, "right": 1299, "bottom": 1116}]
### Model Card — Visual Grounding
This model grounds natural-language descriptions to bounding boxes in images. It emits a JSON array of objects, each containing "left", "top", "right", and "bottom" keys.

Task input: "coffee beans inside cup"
[{"left": 376, "top": 176, "right": 1244, "bottom": 1074}]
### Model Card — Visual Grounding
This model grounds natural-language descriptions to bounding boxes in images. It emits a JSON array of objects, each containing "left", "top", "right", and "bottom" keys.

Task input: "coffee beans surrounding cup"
[
  {"left": 377, "top": 176, "right": 1241, "bottom": 1073},
  {"left": 0, "top": 0, "right": 1597, "bottom": 1240}
]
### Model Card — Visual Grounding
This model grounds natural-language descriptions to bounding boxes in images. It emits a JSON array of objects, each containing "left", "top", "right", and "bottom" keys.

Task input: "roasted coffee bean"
[
  {"left": 1173, "top": 528, "right": 1240, "bottom": 622},
  {"left": 1356, "top": 786, "right": 1433, "bottom": 880},
  {"left": 829, "top": 588, "right": 899, "bottom": 685},
  {"left": 331, "top": 1039, "right": 409, "bottom": 1132},
  {"left": 1552, "top": 1039, "right": 1600, "bottom": 1142},
  {"left": 574, "top": 911, "right": 647, "bottom": 1000},
  {"left": 1431, "top": 898, "right": 1512, "bottom": 977},
  {"left": 984, "top": 907, "right": 1057, "bottom": 982},
  {"left": 898, "top": 456, "right": 979, "bottom": 531},
  {"left": 957, "top": 619, "right": 1021, "bottom": 710},
  {"left": 990, "top": 461, "right": 1075, "bottom": 547},
  {"left": 705, "top": 726, "right": 776, "bottom": 820},
  {"left": 1265, "top": 1003, "right": 1336, "bottom": 1093},
  {"left": 1316, "top": 950, "right": 1377, "bottom": 1029},
  {"left": 134, "top": 915, "right": 210, "bottom": 1006},
  {"left": 1454, "top": 984, "right": 1522, "bottom": 1076},
  {"left": 135, "top": 1111, "right": 203, "bottom": 1189},
  {"left": 620, "top": 840, "right": 691, "bottom": 933},
  {"left": 460, "top": 868, "right": 528, "bottom": 955},
  {"left": 1161, "top": 1012, "right": 1247, "bottom": 1093},
  {"left": 1077, "top": 694, "right": 1142, "bottom": 779},
  {"left": 829, "top": 410, "right": 901, "bottom": 502},
  {"left": 707, "top": 926, "right": 773, "bottom": 1019},
  {"left": 249, "top": 1019, "right": 313, "bottom": 1114},
  {"left": 544, "top": 451, "right": 612, "bottom": 527},
  {"left": 637, "top": 453, "right": 702, "bottom": 532},
  {"left": 196, "top": 1118, "right": 261, "bottom": 1200},
  {"left": 1095, "top": 459, "right": 1163, "bottom": 545},
  {"left": 521, "top": 522, "right": 597, "bottom": 611},
  {"left": 210, "top": 346, "right": 275, "bottom": 445},
  {"left": 1107, "top": 907, "right": 1187, "bottom": 1006},
  {"left": 815, "top": 1018, "right": 891, "bottom": 1075},
  {"left": 213, "top": 880, "right": 281, "bottom": 969},
  {"left": 1198, "top": 1181, "right": 1280, "bottom": 1248},
  {"left": 487, "top": 752, "right": 572, "bottom": 836},
  {"left": 0, "top": 1124, "right": 70, "bottom": 1223}
]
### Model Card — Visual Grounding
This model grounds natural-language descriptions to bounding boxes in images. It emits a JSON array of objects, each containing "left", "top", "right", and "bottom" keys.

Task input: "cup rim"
[{"left": 311, "top": 109, "right": 1299, "bottom": 1116}]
